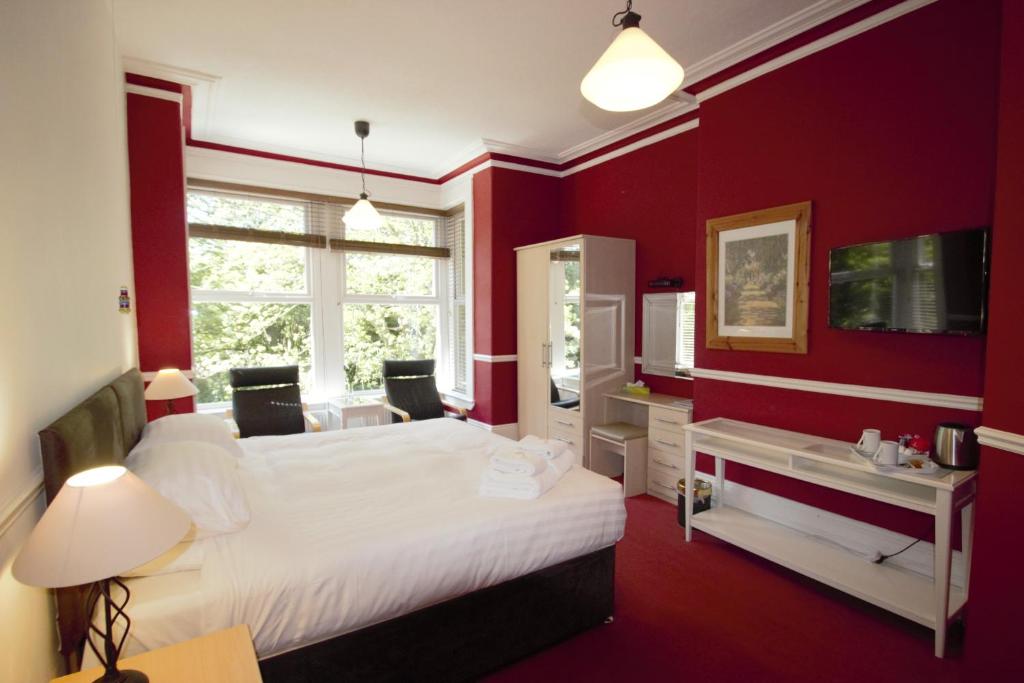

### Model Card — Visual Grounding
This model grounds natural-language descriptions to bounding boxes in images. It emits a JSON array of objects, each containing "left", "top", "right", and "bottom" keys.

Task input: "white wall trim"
[
  {"left": 467, "top": 419, "right": 519, "bottom": 440},
  {"left": 706, "top": 477, "right": 965, "bottom": 587},
  {"left": 489, "top": 160, "right": 563, "bottom": 178},
  {"left": 696, "top": 0, "right": 938, "bottom": 103},
  {"left": 473, "top": 353, "right": 518, "bottom": 363},
  {"left": 975, "top": 426, "right": 1024, "bottom": 457},
  {"left": 123, "top": 57, "right": 221, "bottom": 140},
  {"left": 689, "top": 368, "right": 983, "bottom": 411},
  {"left": 0, "top": 479, "right": 44, "bottom": 540},
  {"left": 124, "top": 83, "right": 183, "bottom": 103},
  {"left": 561, "top": 119, "right": 700, "bottom": 177}
]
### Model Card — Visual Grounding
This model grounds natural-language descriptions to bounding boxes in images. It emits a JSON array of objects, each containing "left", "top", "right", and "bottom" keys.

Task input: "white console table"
[{"left": 682, "top": 418, "right": 976, "bottom": 658}]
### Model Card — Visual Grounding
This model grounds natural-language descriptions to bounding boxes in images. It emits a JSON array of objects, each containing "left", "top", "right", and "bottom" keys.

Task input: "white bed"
[{"left": 103, "top": 419, "right": 626, "bottom": 662}]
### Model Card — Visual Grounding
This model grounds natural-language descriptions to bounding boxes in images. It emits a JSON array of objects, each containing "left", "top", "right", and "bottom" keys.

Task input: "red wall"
[
  {"left": 125, "top": 91, "right": 194, "bottom": 418},
  {"left": 963, "top": 0, "right": 1024, "bottom": 675},
  {"left": 690, "top": 0, "right": 999, "bottom": 534},
  {"left": 559, "top": 124, "right": 700, "bottom": 399},
  {"left": 471, "top": 167, "right": 562, "bottom": 425}
]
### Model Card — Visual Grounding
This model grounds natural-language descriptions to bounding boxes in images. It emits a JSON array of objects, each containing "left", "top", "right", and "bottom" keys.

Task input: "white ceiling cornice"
[{"left": 122, "top": 56, "right": 221, "bottom": 136}]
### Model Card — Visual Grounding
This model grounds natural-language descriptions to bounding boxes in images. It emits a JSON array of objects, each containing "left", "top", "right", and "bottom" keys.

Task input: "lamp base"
[{"left": 93, "top": 669, "right": 148, "bottom": 683}]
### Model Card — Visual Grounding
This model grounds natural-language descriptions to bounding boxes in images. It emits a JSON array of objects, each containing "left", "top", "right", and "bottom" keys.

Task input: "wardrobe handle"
[
  {"left": 652, "top": 457, "right": 678, "bottom": 470},
  {"left": 541, "top": 342, "right": 549, "bottom": 368},
  {"left": 547, "top": 342, "right": 553, "bottom": 367}
]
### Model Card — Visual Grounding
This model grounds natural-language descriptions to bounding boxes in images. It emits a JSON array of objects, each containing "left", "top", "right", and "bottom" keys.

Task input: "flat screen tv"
[{"left": 828, "top": 228, "right": 988, "bottom": 335}]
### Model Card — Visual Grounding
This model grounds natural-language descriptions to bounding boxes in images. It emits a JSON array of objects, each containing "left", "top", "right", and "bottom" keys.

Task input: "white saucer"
[{"left": 849, "top": 446, "right": 877, "bottom": 459}]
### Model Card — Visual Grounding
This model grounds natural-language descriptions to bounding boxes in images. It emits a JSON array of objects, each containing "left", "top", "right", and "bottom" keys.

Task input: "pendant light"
[
  {"left": 343, "top": 120, "right": 384, "bottom": 231},
  {"left": 580, "top": 0, "right": 685, "bottom": 112}
]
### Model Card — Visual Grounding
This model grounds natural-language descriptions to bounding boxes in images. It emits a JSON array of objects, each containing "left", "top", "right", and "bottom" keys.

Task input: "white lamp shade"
[
  {"left": 343, "top": 197, "right": 384, "bottom": 231},
  {"left": 581, "top": 26, "right": 685, "bottom": 112},
  {"left": 144, "top": 368, "right": 198, "bottom": 401},
  {"left": 13, "top": 466, "right": 190, "bottom": 588}
]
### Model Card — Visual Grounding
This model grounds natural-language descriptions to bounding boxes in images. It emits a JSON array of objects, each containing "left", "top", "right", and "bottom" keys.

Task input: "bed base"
[{"left": 259, "top": 545, "right": 616, "bottom": 683}]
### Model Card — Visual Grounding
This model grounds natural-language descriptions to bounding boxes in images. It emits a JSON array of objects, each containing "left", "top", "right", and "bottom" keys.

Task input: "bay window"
[{"left": 185, "top": 182, "right": 469, "bottom": 407}]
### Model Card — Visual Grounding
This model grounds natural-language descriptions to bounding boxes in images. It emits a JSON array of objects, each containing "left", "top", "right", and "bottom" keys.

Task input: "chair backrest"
[
  {"left": 382, "top": 359, "right": 444, "bottom": 422},
  {"left": 229, "top": 365, "right": 305, "bottom": 437}
]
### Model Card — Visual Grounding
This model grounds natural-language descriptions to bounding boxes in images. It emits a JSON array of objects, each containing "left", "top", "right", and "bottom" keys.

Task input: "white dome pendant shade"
[
  {"left": 581, "top": 3, "right": 685, "bottom": 112},
  {"left": 342, "top": 120, "right": 384, "bottom": 232},
  {"left": 343, "top": 193, "right": 384, "bottom": 231}
]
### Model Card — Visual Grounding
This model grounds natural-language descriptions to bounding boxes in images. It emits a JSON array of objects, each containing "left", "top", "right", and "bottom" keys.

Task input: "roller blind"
[{"left": 186, "top": 179, "right": 450, "bottom": 258}]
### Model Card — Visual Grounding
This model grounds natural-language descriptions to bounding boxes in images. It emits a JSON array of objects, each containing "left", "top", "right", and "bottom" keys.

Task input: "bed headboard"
[{"left": 37, "top": 367, "right": 147, "bottom": 670}]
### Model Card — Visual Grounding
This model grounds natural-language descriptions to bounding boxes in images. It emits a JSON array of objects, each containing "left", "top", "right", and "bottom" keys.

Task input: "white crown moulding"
[{"left": 128, "top": 0, "right": 932, "bottom": 183}]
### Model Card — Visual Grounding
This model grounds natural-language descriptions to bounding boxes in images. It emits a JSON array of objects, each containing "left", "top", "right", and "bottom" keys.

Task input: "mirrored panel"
[
  {"left": 550, "top": 244, "right": 581, "bottom": 408},
  {"left": 641, "top": 291, "right": 696, "bottom": 378}
]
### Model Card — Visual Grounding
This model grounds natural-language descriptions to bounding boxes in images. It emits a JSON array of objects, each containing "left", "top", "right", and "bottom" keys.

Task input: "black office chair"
[
  {"left": 225, "top": 365, "right": 320, "bottom": 438},
  {"left": 551, "top": 377, "right": 581, "bottom": 409},
  {"left": 381, "top": 359, "right": 468, "bottom": 423}
]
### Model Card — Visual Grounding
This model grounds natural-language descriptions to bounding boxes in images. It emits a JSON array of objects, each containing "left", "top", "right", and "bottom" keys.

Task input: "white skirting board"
[
  {"left": 693, "top": 475, "right": 966, "bottom": 588},
  {"left": 467, "top": 419, "right": 519, "bottom": 440}
]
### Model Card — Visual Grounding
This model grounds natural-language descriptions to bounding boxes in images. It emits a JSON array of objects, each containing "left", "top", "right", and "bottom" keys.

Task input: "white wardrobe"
[{"left": 515, "top": 234, "right": 636, "bottom": 467}]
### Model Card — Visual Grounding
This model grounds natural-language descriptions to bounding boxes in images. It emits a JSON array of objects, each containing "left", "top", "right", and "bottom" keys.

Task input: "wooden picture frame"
[{"left": 706, "top": 201, "right": 811, "bottom": 354}]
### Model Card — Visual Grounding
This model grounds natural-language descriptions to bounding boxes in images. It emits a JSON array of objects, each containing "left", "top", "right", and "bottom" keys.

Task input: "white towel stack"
[{"left": 480, "top": 437, "right": 575, "bottom": 500}]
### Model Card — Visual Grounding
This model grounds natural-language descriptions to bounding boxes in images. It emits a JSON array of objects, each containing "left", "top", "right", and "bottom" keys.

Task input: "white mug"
[
  {"left": 857, "top": 429, "right": 881, "bottom": 454},
  {"left": 875, "top": 440, "right": 900, "bottom": 465}
]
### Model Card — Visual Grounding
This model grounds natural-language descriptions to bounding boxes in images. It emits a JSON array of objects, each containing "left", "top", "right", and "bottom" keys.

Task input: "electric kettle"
[{"left": 932, "top": 423, "right": 979, "bottom": 470}]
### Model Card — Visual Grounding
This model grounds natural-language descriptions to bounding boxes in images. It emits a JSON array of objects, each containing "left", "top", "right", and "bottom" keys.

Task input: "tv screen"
[{"left": 828, "top": 228, "right": 988, "bottom": 335}]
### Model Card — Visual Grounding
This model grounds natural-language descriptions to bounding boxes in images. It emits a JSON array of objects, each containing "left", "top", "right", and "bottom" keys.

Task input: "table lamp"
[
  {"left": 144, "top": 368, "right": 198, "bottom": 415},
  {"left": 13, "top": 465, "right": 190, "bottom": 683}
]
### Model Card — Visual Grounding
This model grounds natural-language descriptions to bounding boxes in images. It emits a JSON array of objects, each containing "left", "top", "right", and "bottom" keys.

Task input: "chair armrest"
[
  {"left": 440, "top": 397, "right": 469, "bottom": 418},
  {"left": 378, "top": 399, "right": 411, "bottom": 423},
  {"left": 303, "top": 410, "right": 322, "bottom": 432},
  {"left": 223, "top": 410, "right": 240, "bottom": 439}
]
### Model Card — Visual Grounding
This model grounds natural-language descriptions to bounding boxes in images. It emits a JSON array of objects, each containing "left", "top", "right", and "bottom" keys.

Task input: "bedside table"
[{"left": 52, "top": 624, "right": 262, "bottom": 683}]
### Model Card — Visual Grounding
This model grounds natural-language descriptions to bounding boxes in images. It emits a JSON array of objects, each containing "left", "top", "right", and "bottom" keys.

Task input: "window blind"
[
  {"left": 187, "top": 179, "right": 451, "bottom": 258},
  {"left": 676, "top": 291, "right": 696, "bottom": 374},
  {"left": 445, "top": 205, "right": 469, "bottom": 394}
]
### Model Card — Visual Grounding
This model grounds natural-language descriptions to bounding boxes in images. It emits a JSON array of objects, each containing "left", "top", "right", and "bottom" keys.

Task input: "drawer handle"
[
  {"left": 655, "top": 439, "right": 680, "bottom": 448},
  {"left": 652, "top": 456, "right": 678, "bottom": 470},
  {"left": 552, "top": 436, "right": 575, "bottom": 445},
  {"left": 655, "top": 417, "right": 679, "bottom": 425},
  {"left": 554, "top": 419, "right": 574, "bottom": 427},
  {"left": 652, "top": 481, "right": 675, "bottom": 491}
]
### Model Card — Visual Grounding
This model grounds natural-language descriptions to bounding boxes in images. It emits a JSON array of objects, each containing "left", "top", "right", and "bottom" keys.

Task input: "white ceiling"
[{"left": 113, "top": 0, "right": 858, "bottom": 177}]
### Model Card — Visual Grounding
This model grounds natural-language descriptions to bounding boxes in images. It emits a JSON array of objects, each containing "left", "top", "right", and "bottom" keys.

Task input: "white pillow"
[
  {"left": 127, "top": 441, "right": 250, "bottom": 539},
  {"left": 135, "top": 413, "right": 243, "bottom": 458},
  {"left": 122, "top": 526, "right": 205, "bottom": 577}
]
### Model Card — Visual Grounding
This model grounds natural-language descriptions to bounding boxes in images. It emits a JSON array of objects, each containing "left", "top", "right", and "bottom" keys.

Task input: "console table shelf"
[{"left": 682, "top": 418, "right": 977, "bottom": 657}]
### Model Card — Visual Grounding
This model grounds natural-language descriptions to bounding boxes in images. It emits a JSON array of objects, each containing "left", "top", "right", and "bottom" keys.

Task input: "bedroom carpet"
[{"left": 484, "top": 494, "right": 970, "bottom": 683}]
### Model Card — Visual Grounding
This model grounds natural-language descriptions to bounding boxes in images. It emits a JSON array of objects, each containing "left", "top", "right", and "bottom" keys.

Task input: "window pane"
[
  {"left": 345, "top": 252, "right": 435, "bottom": 296},
  {"left": 344, "top": 213, "right": 437, "bottom": 245},
  {"left": 192, "top": 302, "right": 312, "bottom": 403},
  {"left": 343, "top": 304, "right": 438, "bottom": 392},
  {"left": 187, "top": 192, "right": 307, "bottom": 233},
  {"left": 190, "top": 237, "right": 308, "bottom": 293}
]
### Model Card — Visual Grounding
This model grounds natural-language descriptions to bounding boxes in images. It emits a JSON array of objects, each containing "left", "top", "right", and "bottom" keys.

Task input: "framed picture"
[{"left": 706, "top": 201, "right": 811, "bottom": 354}]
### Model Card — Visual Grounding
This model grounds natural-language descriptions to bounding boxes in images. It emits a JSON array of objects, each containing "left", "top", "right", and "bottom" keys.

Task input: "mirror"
[
  {"left": 642, "top": 292, "right": 696, "bottom": 378},
  {"left": 549, "top": 244, "right": 581, "bottom": 408}
]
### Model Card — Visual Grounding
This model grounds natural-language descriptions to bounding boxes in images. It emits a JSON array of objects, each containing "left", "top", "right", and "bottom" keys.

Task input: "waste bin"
[{"left": 677, "top": 478, "right": 712, "bottom": 527}]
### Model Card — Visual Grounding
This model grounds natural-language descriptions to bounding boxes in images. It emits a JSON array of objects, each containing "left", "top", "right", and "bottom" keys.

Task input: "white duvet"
[{"left": 104, "top": 419, "right": 626, "bottom": 661}]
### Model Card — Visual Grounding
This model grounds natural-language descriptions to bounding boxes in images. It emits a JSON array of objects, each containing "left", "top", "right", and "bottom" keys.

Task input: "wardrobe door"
[{"left": 516, "top": 245, "right": 550, "bottom": 439}]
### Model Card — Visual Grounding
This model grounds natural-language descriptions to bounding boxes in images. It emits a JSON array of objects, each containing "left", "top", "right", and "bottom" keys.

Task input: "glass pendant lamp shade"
[
  {"left": 581, "top": 25, "right": 685, "bottom": 112},
  {"left": 343, "top": 193, "right": 384, "bottom": 231}
]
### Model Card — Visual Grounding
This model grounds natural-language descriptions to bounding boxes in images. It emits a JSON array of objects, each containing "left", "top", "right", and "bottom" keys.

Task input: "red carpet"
[{"left": 485, "top": 495, "right": 970, "bottom": 683}]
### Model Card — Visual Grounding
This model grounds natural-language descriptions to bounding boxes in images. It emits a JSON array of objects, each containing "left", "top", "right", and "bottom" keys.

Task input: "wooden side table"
[{"left": 52, "top": 624, "right": 262, "bottom": 683}]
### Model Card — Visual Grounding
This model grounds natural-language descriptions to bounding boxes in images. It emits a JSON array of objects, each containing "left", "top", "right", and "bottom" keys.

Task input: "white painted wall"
[{"left": 0, "top": 1, "right": 137, "bottom": 679}]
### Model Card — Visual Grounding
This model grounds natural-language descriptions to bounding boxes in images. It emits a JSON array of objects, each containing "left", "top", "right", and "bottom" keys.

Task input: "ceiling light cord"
[
  {"left": 612, "top": 0, "right": 640, "bottom": 29},
  {"left": 360, "top": 137, "right": 368, "bottom": 198}
]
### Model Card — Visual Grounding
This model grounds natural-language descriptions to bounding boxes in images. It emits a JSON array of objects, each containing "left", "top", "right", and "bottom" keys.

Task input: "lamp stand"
[{"left": 86, "top": 578, "right": 148, "bottom": 683}]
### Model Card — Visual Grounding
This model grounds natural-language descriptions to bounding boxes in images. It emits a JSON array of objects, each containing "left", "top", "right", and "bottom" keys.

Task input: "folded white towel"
[
  {"left": 479, "top": 463, "right": 561, "bottom": 500},
  {"left": 489, "top": 448, "right": 548, "bottom": 476},
  {"left": 546, "top": 448, "right": 575, "bottom": 476},
  {"left": 517, "top": 435, "right": 569, "bottom": 460}
]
